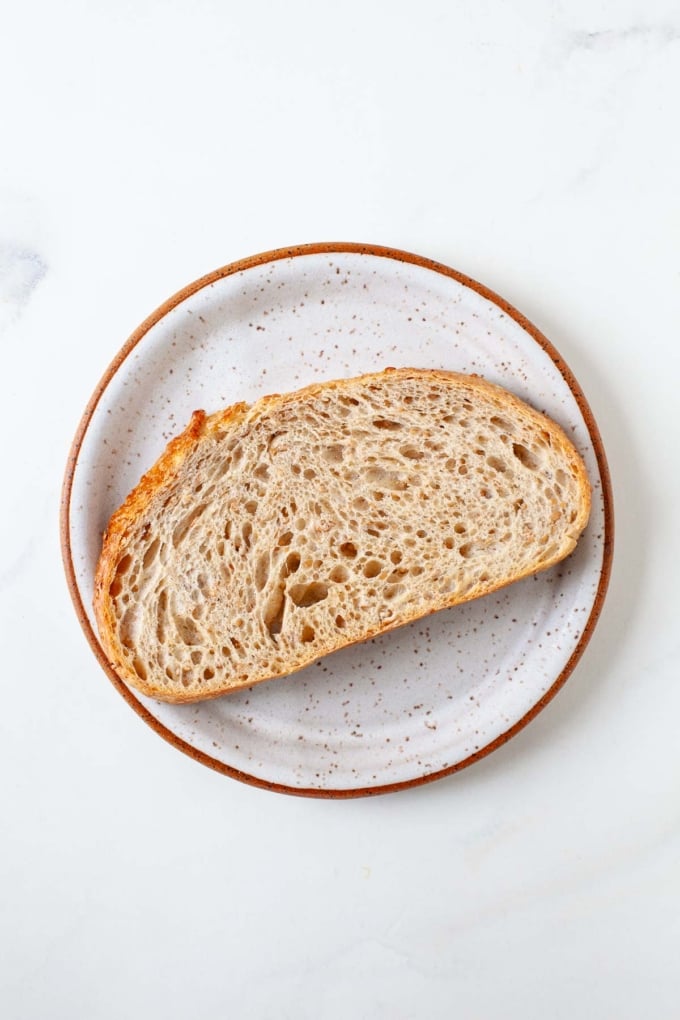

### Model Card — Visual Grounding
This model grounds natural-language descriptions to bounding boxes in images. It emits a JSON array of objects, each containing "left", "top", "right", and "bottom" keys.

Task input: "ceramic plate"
[{"left": 61, "top": 243, "right": 612, "bottom": 796}]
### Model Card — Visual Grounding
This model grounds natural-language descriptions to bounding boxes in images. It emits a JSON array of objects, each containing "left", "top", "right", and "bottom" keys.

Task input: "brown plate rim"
[{"left": 60, "top": 241, "right": 614, "bottom": 798}]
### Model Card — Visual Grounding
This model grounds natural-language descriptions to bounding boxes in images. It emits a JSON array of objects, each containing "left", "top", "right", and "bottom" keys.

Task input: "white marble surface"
[{"left": 1, "top": 1, "right": 679, "bottom": 1017}]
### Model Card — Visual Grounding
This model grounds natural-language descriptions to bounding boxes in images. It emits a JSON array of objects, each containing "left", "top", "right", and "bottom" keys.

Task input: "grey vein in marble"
[
  {"left": 566, "top": 22, "right": 680, "bottom": 55},
  {"left": 0, "top": 538, "right": 36, "bottom": 590},
  {"left": 0, "top": 242, "right": 47, "bottom": 332}
]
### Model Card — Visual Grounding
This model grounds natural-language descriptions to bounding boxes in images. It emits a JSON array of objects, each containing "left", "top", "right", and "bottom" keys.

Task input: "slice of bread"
[{"left": 93, "top": 368, "right": 591, "bottom": 703}]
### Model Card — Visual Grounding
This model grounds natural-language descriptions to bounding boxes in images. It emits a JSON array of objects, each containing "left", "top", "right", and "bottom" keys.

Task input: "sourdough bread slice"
[{"left": 94, "top": 368, "right": 591, "bottom": 703}]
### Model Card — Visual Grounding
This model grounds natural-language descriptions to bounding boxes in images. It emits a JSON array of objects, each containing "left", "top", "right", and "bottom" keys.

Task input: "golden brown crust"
[{"left": 93, "top": 368, "right": 592, "bottom": 702}]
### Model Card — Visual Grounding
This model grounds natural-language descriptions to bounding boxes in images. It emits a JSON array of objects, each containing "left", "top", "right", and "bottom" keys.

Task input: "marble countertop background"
[{"left": 2, "top": 1, "right": 679, "bottom": 1017}]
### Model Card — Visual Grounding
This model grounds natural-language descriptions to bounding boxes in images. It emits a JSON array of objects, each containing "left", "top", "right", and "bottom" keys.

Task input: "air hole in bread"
[
  {"left": 132, "top": 657, "right": 147, "bottom": 681},
  {"left": 365, "top": 466, "right": 399, "bottom": 488},
  {"left": 363, "top": 560, "right": 382, "bottom": 579},
  {"left": 278, "top": 531, "right": 293, "bottom": 547},
  {"left": 244, "top": 500, "right": 258, "bottom": 515},
  {"left": 285, "top": 552, "right": 301, "bottom": 574},
  {"left": 304, "top": 468, "right": 316, "bottom": 480},
  {"left": 119, "top": 607, "right": 137, "bottom": 648},
  {"left": 459, "top": 542, "right": 474, "bottom": 559},
  {"left": 454, "top": 523, "right": 467, "bottom": 534},
  {"left": 142, "top": 539, "right": 160, "bottom": 569},
  {"left": 513, "top": 498, "right": 524, "bottom": 513},
  {"left": 231, "top": 636, "right": 245, "bottom": 657},
  {"left": 458, "top": 464, "right": 468, "bottom": 475},
  {"left": 289, "top": 582, "right": 329, "bottom": 608},
  {"left": 203, "top": 667, "right": 215, "bottom": 680},
  {"left": 491, "top": 415, "right": 514, "bottom": 432},
  {"left": 512, "top": 443, "right": 539, "bottom": 471},
  {"left": 301, "top": 625, "right": 315, "bottom": 643},
  {"left": 295, "top": 518, "right": 307, "bottom": 531},
  {"left": 424, "top": 438, "right": 443, "bottom": 452},
  {"left": 388, "top": 567, "right": 408, "bottom": 582},
  {"left": 416, "top": 529, "right": 427, "bottom": 538},
  {"left": 335, "top": 614, "right": 346, "bottom": 628},
  {"left": 156, "top": 591, "right": 167, "bottom": 642},
  {"left": 242, "top": 521, "right": 253, "bottom": 548},
  {"left": 323, "top": 444, "right": 344, "bottom": 463},
  {"left": 487, "top": 455, "right": 507, "bottom": 473},
  {"left": 373, "top": 418, "right": 402, "bottom": 431},
  {"left": 254, "top": 463, "right": 269, "bottom": 480},
  {"left": 353, "top": 496, "right": 369, "bottom": 511},
  {"left": 114, "top": 553, "right": 132, "bottom": 580},
  {"left": 444, "top": 537, "right": 454, "bottom": 549},
  {"left": 176, "top": 616, "right": 201, "bottom": 645},
  {"left": 480, "top": 487, "right": 492, "bottom": 499},
  {"left": 254, "top": 553, "right": 270, "bottom": 591},
  {"left": 340, "top": 541, "right": 357, "bottom": 558},
  {"left": 330, "top": 564, "right": 349, "bottom": 583},
  {"left": 390, "top": 549, "right": 403, "bottom": 564},
  {"left": 400, "top": 444, "right": 423, "bottom": 460}
]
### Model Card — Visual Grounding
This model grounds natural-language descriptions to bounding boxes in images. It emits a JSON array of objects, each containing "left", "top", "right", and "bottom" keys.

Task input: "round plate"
[{"left": 61, "top": 243, "right": 613, "bottom": 797}]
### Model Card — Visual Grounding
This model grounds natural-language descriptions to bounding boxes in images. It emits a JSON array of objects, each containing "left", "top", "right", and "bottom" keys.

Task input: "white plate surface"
[{"left": 64, "top": 245, "right": 611, "bottom": 795}]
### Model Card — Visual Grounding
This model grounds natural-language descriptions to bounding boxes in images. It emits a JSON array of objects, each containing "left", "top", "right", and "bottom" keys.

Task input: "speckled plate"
[{"left": 61, "top": 243, "right": 612, "bottom": 797}]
